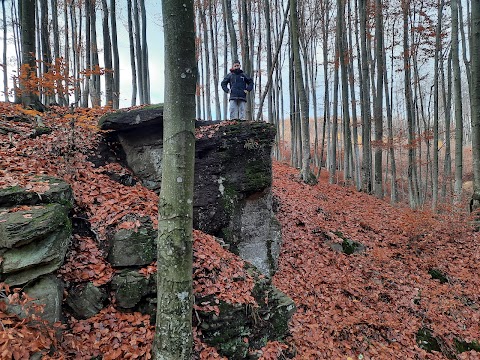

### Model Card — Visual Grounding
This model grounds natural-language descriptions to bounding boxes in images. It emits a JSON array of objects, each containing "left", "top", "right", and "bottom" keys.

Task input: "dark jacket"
[{"left": 221, "top": 68, "right": 254, "bottom": 102}]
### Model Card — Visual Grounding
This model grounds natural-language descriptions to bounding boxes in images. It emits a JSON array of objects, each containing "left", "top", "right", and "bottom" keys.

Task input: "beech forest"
[{"left": 0, "top": 0, "right": 480, "bottom": 359}]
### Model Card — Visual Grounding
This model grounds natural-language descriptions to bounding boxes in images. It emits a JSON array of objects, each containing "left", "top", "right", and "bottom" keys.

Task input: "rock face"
[
  {"left": 0, "top": 178, "right": 72, "bottom": 323},
  {"left": 99, "top": 108, "right": 281, "bottom": 277}
]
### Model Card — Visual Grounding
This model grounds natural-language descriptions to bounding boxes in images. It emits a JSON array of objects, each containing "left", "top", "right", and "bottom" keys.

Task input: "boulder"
[
  {"left": 110, "top": 270, "right": 152, "bottom": 309},
  {"left": 228, "top": 190, "right": 282, "bottom": 276},
  {"left": 4, "top": 274, "right": 64, "bottom": 324},
  {"left": 66, "top": 282, "right": 107, "bottom": 319},
  {"left": 1, "top": 225, "right": 71, "bottom": 285},
  {"left": 0, "top": 204, "right": 70, "bottom": 248},
  {"left": 197, "top": 267, "right": 296, "bottom": 359},
  {"left": 98, "top": 104, "right": 164, "bottom": 131},
  {"left": 98, "top": 112, "right": 281, "bottom": 275},
  {"left": 107, "top": 216, "right": 157, "bottom": 267},
  {"left": 0, "top": 176, "right": 74, "bottom": 208}
]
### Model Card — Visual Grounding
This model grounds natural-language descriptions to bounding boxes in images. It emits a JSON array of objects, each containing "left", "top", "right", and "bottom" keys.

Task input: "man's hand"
[{"left": 244, "top": 90, "right": 248, "bottom": 94}]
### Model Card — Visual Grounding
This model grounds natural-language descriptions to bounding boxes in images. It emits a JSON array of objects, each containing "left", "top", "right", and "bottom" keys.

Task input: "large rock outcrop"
[
  {"left": 0, "top": 177, "right": 72, "bottom": 323},
  {"left": 0, "top": 177, "right": 73, "bottom": 286},
  {"left": 99, "top": 107, "right": 282, "bottom": 276}
]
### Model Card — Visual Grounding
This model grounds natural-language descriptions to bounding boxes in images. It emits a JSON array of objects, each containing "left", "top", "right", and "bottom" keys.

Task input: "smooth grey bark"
[
  {"left": 290, "top": 0, "right": 315, "bottom": 183},
  {"left": 40, "top": 0, "right": 51, "bottom": 103},
  {"left": 359, "top": 0, "right": 372, "bottom": 193},
  {"left": 110, "top": 0, "right": 120, "bottom": 109},
  {"left": 384, "top": 20, "right": 397, "bottom": 203},
  {"left": 451, "top": 0, "right": 464, "bottom": 199},
  {"left": 338, "top": 0, "right": 352, "bottom": 184},
  {"left": 458, "top": 0, "right": 471, "bottom": 96},
  {"left": 2, "top": 0, "right": 8, "bottom": 101},
  {"left": 373, "top": 0, "right": 384, "bottom": 198},
  {"left": 224, "top": 0, "right": 238, "bottom": 61},
  {"left": 152, "top": 0, "right": 196, "bottom": 358},
  {"left": 329, "top": 0, "right": 340, "bottom": 185},
  {"left": 90, "top": 0, "right": 101, "bottom": 106},
  {"left": 221, "top": 0, "right": 228, "bottom": 119},
  {"left": 82, "top": 0, "right": 91, "bottom": 107},
  {"left": 101, "top": 0, "right": 113, "bottom": 106},
  {"left": 139, "top": 0, "right": 150, "bottom": 103},
  {"left": 403, "top": 0, "right": 419, "bottom": 208},
  {"left": 20, "top": 0, "right": 43, "bottom": 109},
  {"left": 255, "top": 1, "right": 289, "bottom": 122},
  {"left": 133, "top": 0, "right": 144, "bottom": 103},
  {"left": 442, "top": 50, "right": 453, "bottom": 200},
  {"left": 347, "top": 0, "right": 360, "bottom": 188},
  {"left": 127, "top": 0, "right": 137, "bottom": 106},
  {"left": 198, "top": 5, "right": 211, "bottom": 120},
  {"left": 432, "top": 0, "right": 444, "bottom": 211},
  {"left": 470, "top": 0, "right": 480, "bottom": 219},
  {"left": 263, "top": 0, "right": 273, "bottom": 124},
  {"left": 50, "top": 0, "right": 59, "bottom": 61},
  {"left": 241, "top": 0, "right": 253, "bottom": 121},
  {"left": 209, "top": 1, "right": 221, "bottom": 120}
]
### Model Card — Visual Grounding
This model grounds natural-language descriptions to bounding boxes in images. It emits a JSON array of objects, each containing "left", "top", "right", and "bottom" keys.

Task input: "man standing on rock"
[{"left": 221, "top": 60, "right": 254, "bottom": 121}]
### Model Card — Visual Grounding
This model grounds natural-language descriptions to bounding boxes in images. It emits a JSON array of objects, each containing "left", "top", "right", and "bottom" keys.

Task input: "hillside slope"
[
  {"left": 272, "top": 162, "right": 480, "bottom": 359},
  {"left": 1, "top": 103, "right": 479, "bottom": 359}
]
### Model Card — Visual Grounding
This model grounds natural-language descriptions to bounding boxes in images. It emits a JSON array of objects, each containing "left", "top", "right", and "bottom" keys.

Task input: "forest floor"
[{"left": 0, "top": 103, "right": 479, "bottom": 359}]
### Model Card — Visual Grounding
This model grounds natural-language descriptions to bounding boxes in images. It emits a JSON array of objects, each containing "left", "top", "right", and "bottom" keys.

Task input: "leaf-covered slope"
[{"left": 272, "top": 162, "right": 480, "bottom": 359}]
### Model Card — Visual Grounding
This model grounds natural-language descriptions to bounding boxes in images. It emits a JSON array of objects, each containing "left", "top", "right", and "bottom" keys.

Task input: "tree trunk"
[
  {"left": 198, "top": 5, "right": 211, "bottom": 120},
  {"left": 290, "top": 0, "right": 315, "bottom": 184},
  {"left": 432, "top": 0, "right": 444, "bottom": 211},
  {"left": 209, "top": 1, "right": 221, "bottom": 120},
  {"left": 152, "top": 0, "right": 196, "bottom": 358},
  {"left": 2, "top": 0, "right": 8, "bottom": 101},
  {"left": 442, "top": 50, "right": 453, "bottom": 200},
  {"left": 133, "top": 0, "right": 144, "bottom": 103},
  {"left": 470, "top": 0, "right": 480, "bottom": 221},
  {"left": 127, "top": 0, "right": 137, "bottom": 106},
  {"left": 263, "top": 0, "right": 273, "bottom": 124},
  {"left": 403, "top": 0, "right": 419, "bottom": 208},
  {"left": 373, "top": 0, "right": 384, "bottom": 198},
  {"left": 89, "top": 0, "right": 101, "bottom": 106},
  {"left": 20, "top": 0, "right": 43, "bottom": 110},
  {"left": 451, "top": 0, "right": 463, "bottom": 200},
  {"left": 101, "top": 0, "right": 113, "bottom": 106},
  {"left": 224, "top": 0, "right": 238, "bottom": 61},
  {"left": 139, "top": 0, "right": 150, "bottom": 103},
  {"left": 82, "top": 0, "right": 90, "bottom": 107},
  {"left": 110, "top": 0, "right": 120, "bottom": 109},
  {"left": 359, "top": 0, "right": 372, "bottom": 193}
]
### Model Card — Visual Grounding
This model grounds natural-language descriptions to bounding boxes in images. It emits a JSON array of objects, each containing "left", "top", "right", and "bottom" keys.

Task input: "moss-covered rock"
[
  {"left": 111, "top": 270, "right": 150, "bottom": 309},
  {"left": 98, "top": 104, "right": 164, "bottom": 131},
  {"left": 0, "top": 203, "right": 70, "bottom": 248},
  {"left": 107, "top": 216, "right": 157, "bottom": 267},
  {"left": 66, "top": 282, "right": 107, "bottom": 319},
  {"left": 0, "top": 176, "right": 73, "bottom": 208}
]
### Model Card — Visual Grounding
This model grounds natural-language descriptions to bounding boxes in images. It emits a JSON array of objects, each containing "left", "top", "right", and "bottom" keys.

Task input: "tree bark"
[
  {"left": 2, "top": 0, "right": 8, "bottom": 101},
  {"left": 127, "top": 0, "right": 137, "bottom": 106},
  {"left": 20, "top": 0, "right": 44, "bottom": 110},
  {"left": 451, "top": 0, "right": 464, "bottom": 199},
  {"left": 224, "top": 0, "right": 238, "bottom": 61},
  {"left": 101, "top": 0, "right": 113, "bottom": 106},
  {"left": 373, "top": 0, "right": 384, "bottom": 198},
  {"left": 110, "top": 0, "right": 120, "bottom": 108},
  {"left": 470, "top": 0, "right": 480, "bottom": 221},
  {"left": 290, "top": 0, "right": 316, "bottom": 184},
  {"left": 152, "top": 0, "right": 196, "bottom": 358}
]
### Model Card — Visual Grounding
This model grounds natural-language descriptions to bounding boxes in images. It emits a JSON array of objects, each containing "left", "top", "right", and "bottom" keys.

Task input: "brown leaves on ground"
[
  {"left": 1, "top": 102, "right": 480, "bottom": 359},
  {"left": 272, "top": 161, "right": 480, "bottom": 359}
]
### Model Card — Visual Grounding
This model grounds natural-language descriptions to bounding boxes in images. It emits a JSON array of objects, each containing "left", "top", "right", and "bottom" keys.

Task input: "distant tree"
[
  {"left": 2, "top": 0, "right": 8, "bottom": 101},
  {"left": 19, "top": 0, "right": 44, "bottom": 110},
  {"left": 470, "top": 0, "right": 480, "bottom": 222},
  {"left": 110, "top": 0, "right": 120, "bottom": 109},
  {"left": 101, "top": 0, "right": 113, "bottom": 106},
  {"left": 127, "top": 0, "right": 137, "bottom": 106},
  {"left": 153, "top": 0, "right": 196, "bottom": 359},
  {"left": 290, "top": 0, "right": 316, "bottom": 184}
]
